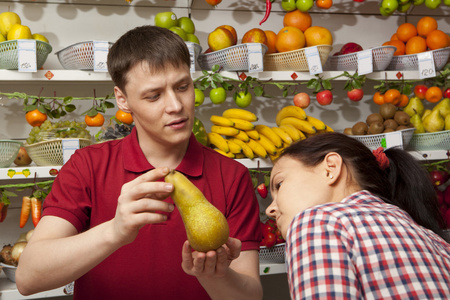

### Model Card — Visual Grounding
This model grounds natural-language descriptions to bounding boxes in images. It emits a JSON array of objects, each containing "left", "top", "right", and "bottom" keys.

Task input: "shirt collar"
[{"left": 123, "top": 127, "right": 203, "bottom": 177}]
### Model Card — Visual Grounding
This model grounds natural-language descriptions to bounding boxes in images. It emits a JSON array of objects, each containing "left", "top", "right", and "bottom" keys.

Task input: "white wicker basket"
[
  {"left": 259, "top": 243, "right": 285, "bottom": 264},
  {"left": 351, "top": 128, "right": 415, "bottom": 151},
  {"left": 264, "top": 45, "right": 332, "bottom": 71},
  {"left": 198, "top": 43, "right": 268, "bottom": 71},
  {"left": 24, "top": 138, "right": 92, "bottom": 166},
  {"left": 0, "top": 40, "right": 52, "bottom": 70},
  {"left": 0, "top": 140, "right": 22, "bottom": 168},
  {"left": 55, "top": 41, "right": 114, "bottom": 70},
  {"left": 327, "top": 46, "right": 396, "bottom": 71},
  {"left": 387, "top": 47, "right": 450, "bottom": 71},
  {"left": 406, "top": 130, "right": 450, "bottom": 151}
]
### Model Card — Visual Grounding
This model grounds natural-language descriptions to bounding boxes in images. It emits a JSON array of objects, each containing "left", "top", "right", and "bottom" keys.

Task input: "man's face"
[{"left": 115, "top": 62, "right": 195, "bottom": 149}]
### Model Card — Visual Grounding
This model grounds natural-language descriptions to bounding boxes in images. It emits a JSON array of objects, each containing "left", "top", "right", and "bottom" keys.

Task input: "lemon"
[
  {"left": 0, "top": 12, "right": 21, "bottom": 37},
  {"left": 7, "top": 24, "right": 32, "bottom": 40},
  {"left": 32, "top": 33, "right": 49, "bottom": 43}
]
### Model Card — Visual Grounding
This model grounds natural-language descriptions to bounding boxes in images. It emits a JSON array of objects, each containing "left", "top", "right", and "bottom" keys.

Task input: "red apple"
[
  {"left": 293, "top": 92, "right": 311, "bottom": 108},
  {"left": 316, "top": 90, "right": 333, "bottom": 105},
  {"left": 347, "top": 88, "right": 364, "bottom": 102},
  {"left": 14, "top": 146, "right": 32, "bottom": 166},
  {"left": 414, "top": 85, "right": 428, "bottom": 100},
  {"left": 242, "top": 28, "right": 267, "bottom": 46},
  {"left": 339, "top": 42, "right": 363, "bottom": 55},
  {"left": 444, "top": 88, "right": 450, "bottom": 99}
]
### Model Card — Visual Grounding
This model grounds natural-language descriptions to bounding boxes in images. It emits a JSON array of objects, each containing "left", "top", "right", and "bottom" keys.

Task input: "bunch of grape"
[
  {"left": 26, "top": 120, "right": 92, "bottom": 145},
  {"left": 100, "top": 123, "right": 135, "bottom": 141}
]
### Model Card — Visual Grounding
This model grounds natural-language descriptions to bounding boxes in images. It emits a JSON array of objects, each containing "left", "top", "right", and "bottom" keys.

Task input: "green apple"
[
  {"left": 169, "top": 26, "right": 187, "bottom": 41},
  {"left": 397, "top": 2, "right": 412, "bottom": 11},
  {"left": 281, "top": 0, "right": 297, "bottom": 11},
  {"left": 32, "top": 33, "right": 49, "bottom": 43},
  {"left": 186, "top": 33, "right": 200, "bottom": 44},
  {"left": 412, "top": 0, "right": 425, "bottom": 5},
  {"left": 7, "top": 24, "right": 32, "bottom": 40},
  {"left": 0, "top": 12, "right": 21, "bottom": 37},
  {"left": 194, "top": 88, "right": 205, "bottom": 106},
  {"left": 155, "top": 12, "right": 178, "bottom": 29},
  {"left": 296, "top": 0, "right": 314, "bottom": 12},
  {"left": 209, "top": 87, "right": 227, "bottom": 104},
  {"left": 425, "top": 0, "right": 442, "bottom": 8},
  {"left": 177, "top": 17, "right": 195, "bottom": 34},
  {"left": 444, "top": 0, "right": 450, "bottom": 6},
  {"left": 380, "top": 0, "right": 399, "bottom": 14},
  {"left": 234, "top": 91, "right": 252, "bottom": 108}
]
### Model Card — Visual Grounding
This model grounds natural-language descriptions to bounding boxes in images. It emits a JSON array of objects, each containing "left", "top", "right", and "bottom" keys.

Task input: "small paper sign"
[
  {"left": 62, "top": 139, "right": 81, "bottom": 164},
  {"left": 18, "top": 39, "right": 37, "bottom": 72},
  {"left": 93, "top": 41, "right": 109, "bottom": 72},
  {"left": 384, "top": 131, "right": 403, "bottom": 149},
  {"left": 417, "top": 51, "right": 436, "bottom": 79},
  {"left": 357, "top": 49, "right": 373, "bottom": 75},
  {"left": 246, "top": 43, "right": 264, "bottom": 73},
  {"left": 304, "top": 46, "right": 323, "bottom": 75},
  {"left": 186, "top": 43, "right": 197, "bottom": 73}
]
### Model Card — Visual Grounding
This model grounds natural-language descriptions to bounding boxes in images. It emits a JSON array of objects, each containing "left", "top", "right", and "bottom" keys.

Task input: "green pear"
[
  {"left": 423, "top": 109, "right": 445, "bottom": 133},
  {"left": 422, "top": 109, "right": 432, "bottom": 121},
  {"left": 165, "top": 170, "right": 229, "bottom": 252},
  {"left": 403, "top": 96, "right": 424, "bottom": 117},
  {"left": 410, "top": 113, "right": 425, "bottom": 133},
  {"left": 445, "top": 114, "right": 450, "bottom": 130},
  {"left": 432, "top": 98, "right": 450, "bottom": 119}
]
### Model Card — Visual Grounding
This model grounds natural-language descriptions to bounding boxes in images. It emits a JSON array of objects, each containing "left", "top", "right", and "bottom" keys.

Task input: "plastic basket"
[
  {"left": 327, "top": 46, "right": 396, "bottom": 71},
  {"left": 198, "top": 43, "right": 268, "bottom": 71},
  {"left": 351, "top": 128, "right": 415, "bottom": 151},
  {"left": 0, "top": 40, "right": 52, "bottom": 70},
  {"left": 264, "top": 45, "right": 332, "bottom": 71},
  {"left": 24, "top": 138, "right": 92, "bottom": 166},
  {"left": 259, "top": 243, "right": 285, "bottom": 264},
  {"left": 55, "top": 41, "right": 114, "bottom": 70},
  {"left": 1, "top": 263, "right": 17, "bottom": 282},
  {"left": 406, "top": 130, "right": 450, "bottom": 151},
  {"left": 387, "top": 47, "right": 450, "bottom": 71},
  {"left": 185, "top": 42, "right": 202, "bottom": 71},
  {"left": 0, "top": 140, "right": 22, "bottom": 168}
]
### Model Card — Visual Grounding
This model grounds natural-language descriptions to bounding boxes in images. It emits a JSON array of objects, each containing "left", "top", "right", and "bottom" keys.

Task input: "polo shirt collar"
[{"left": 123, "top": 127, "right": 203, "bottom": 177}]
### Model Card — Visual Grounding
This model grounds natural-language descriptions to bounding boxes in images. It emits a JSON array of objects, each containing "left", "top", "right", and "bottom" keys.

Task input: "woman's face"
[{"left": 266, "top": 156, "right": 333, "bottom": 238}]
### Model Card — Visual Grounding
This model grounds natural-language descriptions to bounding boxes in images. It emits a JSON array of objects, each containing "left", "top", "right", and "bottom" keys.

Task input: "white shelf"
[
  {"left": 260, "top": 263, "right": 287, "bottom": 275},
  {"left": 0, "top": 165, "right": 60, "bottom": 181},
  {"left": 0, "top": 274, "right": 70, "bottom": 300}
]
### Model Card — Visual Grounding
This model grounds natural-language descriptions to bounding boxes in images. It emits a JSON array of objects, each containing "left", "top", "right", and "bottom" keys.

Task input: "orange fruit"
[
  {"left": 264, "top": 30, "right": 277, "bottom": 54},
  {"left": 217, "top": 25, "right": 237, "bottom": 45},
  {"left": 304, "top": 26, "right": 333, "bottom": 47},
  {"left": 85, "top": 113, "right": 105, "bottom": 127},
  {"left": 396, "top": 23, "right": 417, "bottom": 43},
  {"left": 283, "top": 9, "right": 312, "bottom": 32},
  {"left": 426, "top": 30, "right": 449, "bottom": 50},
  {"left": 425, "top": 86, "right": 443, "bottom": 103},
  {"left": 384, "top": 89, "right": 401, "bottom": 105},
  {"left": 397, "top": 94, "right": 409, "bottom": 107},
  {"left": 387, "top": 40, "right": 406, "bottom": 56},
  {"left": 417, "top": 16, "right": 438, "bottom": 37},
  {"left": 115, "top": 110, "right": 134, "bottom": 125},
  {"left": 390, "top": 33, "right": 399, "bottom": 41},
  {"left": 373, "top": 91, "right": 385, "bottom": 105},
  {"left": 275, "top": 26, "right": 306, "bottom": 53},
  {"left": 405, "top": 36, "right": 427, "bottom": 55},
  {"left": 25, "top": 109, "right": 47, "bottom": 127},
  {"left": 316, "top": 0, "right": 333, "bottom": 9}
]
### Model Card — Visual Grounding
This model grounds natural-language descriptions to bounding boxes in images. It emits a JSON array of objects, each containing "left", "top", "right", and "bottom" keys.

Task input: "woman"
[{"left": 266, "top": 132, "right": 450, "bottom": 299}]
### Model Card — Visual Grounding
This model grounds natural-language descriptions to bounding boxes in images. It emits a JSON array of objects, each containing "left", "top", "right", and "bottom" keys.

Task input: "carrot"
[
  {"left": 0, "top": 204, "right": 8, "bottom": 223},
  {"left": 31, "top": 197, "right": 42, "bottom": 227},
  {"left": 20, "top": 196, "right": 31, "bottom": 228}
]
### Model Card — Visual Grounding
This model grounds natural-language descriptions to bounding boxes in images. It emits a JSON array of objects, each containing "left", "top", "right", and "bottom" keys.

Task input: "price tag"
[
  {"left": 304, "top": 46, "right": 323, "bottom": 75},
  {"left": 62, "top": 139, "right": 81, "bottom": 164},
  {"left": 246, "top": 43, "right": 264, "bottom": 73},
  {"left": 417, "top": 51, "right": 436, "bottom": 79},
  {"left": 18, "top": 39, "right": 37, "bottom": 72},
  {"left": 185, "top": 42, "right": 197, "bottom": 73},
  {"left": 357, "top": 49, "right": 373, "bottom": 75},
  {"left": 384, "top": 131, "right": 403, "bottom": 149},
  {"left": 93, "top": 41, "right": 109, "bottom": 72}
]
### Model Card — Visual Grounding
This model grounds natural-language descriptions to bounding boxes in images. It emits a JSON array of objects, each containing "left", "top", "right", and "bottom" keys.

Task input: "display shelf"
[
  {"left": 0, "top": 165, "right": 60, "bottom": 181},
  {"left": 0, "top": 274, "right": 70, "bottom": 300},
  {"left": 260, "top": 262, "right": 287, "bottom": 275}
]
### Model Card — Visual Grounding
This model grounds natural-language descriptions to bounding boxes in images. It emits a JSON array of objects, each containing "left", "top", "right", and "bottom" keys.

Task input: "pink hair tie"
[{"left": 372, "top": 147, "right": 389, "bottom": 170}]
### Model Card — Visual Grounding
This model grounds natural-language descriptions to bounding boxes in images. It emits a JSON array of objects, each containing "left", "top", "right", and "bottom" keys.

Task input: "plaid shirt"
[{"left": 286, "top": 190, "right": 450, "bottom": 300}]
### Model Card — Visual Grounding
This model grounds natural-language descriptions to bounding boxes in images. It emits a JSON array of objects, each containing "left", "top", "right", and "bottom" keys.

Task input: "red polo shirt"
[{"left": 43, "top": 128, "right": 262, "bottom": 300}]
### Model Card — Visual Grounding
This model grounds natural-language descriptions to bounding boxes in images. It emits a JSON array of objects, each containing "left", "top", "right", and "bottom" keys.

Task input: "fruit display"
[
  {"left": 260, "top": 218, "right": 285, "bottom": 248},
  {"left": 404, "top": 97, "right": 450, "bottom": 133},
  {"left": 154, "top": 12, "right": 200, "bottom": 45},
  {"left": 379, "top": 0, "right": 450, "bottom": 16},
  {"left": 25, "top": 120, "right": 91, "bottom": 145},
  {"left": 0, "top": 11, "right": 49, "bottom": 43},
  {"left": 1, "top": 229, "right": 33, "bottom": 267}
]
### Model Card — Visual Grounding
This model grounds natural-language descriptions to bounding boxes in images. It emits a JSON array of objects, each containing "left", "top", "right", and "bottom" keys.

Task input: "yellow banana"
[
  {"left": 233, "top": 130, "right": 250, "bottom": 142},
  {"left": 234, "top": 153, "right": 245, "bottom": 159},
  {"left": 207, "top": 132, "right": 229, "bottom": 152},
  {"left": 246, "top": 139, "right": 268, "bottom": 158},
  {"left": 210, "top": 115, "right": 235, "bottom": 127},
  {"left": 279, "top": 124, "right": 302, "bottom": 141},
  {"left": 255, "top": 124, "right": 283, "bottom": 148},
  {"left": 222, "top": 108, "right": 258, "bottom": 122},
  {"left": 228, "top": 118, "right": 255, "bottom": 131},
  {"left": 245, "top": 130, "right": 260, "bottom": 140},
  {"left": 275, "top": 106, "right": 307, "bottom": 126},
  {"left": 256, "top": 134, "right": 277, "bottom": 155},
  {"left": 211, "top": 125, "right": 240, "bottom": 137},
  {"left": 214, "top": 148, "right": 235, "bottom": 158},
  {"left": 279, "top": 117, "right": 317, "bottom": 134},
  {"left": 226, "top": 139, "right": 242, "bottom": 154},
  {"left": 325, "top": 125, "right": 334, "bottom": 132},
  {"left": 306, "top": 115, "right": 326, "bottom": 130},
  {"left": 230, "top": 138, "right": 254, "bottom": 159},
  {"left": 271, "top": 126, "right": 293, "bottom": 146}
]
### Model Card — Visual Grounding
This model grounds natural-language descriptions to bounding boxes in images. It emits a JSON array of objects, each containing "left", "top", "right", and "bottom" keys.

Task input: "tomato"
[
  {"left": 262, "top": 223, "right": 275, "bottom": 237},
  {"left": 414, "top": 85, "right": 428, "bottom": 100},
  {"left": 264, "top": 232, "right": 277, "bottom": 248},
  {"left": 347, "top": 88, "right": 364, "bottom": 102},
  {"left": 444, "top": 88, "right": 450, "bottom": 99}
]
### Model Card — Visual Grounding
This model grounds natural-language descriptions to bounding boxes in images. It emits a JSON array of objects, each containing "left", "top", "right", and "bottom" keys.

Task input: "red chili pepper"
[
  {"left": 257, "top": 183, "right": 268, "bottom": 198},
  {"left": 31, "top": 197, "right": 42, "bottom": 227},
  {"left": 20, "top": 196, "right": 31, "bottom": 228},
  {"left": 259, "top": 0, "right": 273, "bottom": 26},
  {"left": 0, "top": 204, "right": 8, "bottom": 222}
]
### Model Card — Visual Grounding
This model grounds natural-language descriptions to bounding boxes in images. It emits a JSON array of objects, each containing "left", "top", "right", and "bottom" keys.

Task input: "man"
[{"left": 16, "top": 25, "right": 263, "bottom": 300}]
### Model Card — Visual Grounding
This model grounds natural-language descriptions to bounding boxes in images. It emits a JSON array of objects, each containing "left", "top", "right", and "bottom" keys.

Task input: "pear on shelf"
[
  {"left": 431, "top": 98, "right": 450, "bottom": 119},
  {"left": 410, "top": 110, "right": 425, "bottom": 134},
  {"left": 165, "top": 170, "right": 229, "bottom": 252},
  {"left": 423, "top": 109, "right": 445, "bottom": 133},
  {"left": 403, "top": 96, "right": 424, "bottom": 118}
]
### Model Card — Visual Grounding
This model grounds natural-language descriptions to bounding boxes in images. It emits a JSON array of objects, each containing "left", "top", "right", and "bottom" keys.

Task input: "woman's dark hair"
[
  {"left": 278, "top": 132, "right": 448, "bottom": 241},
  {"left": 107, "top": 25, "right": 191, "bottom": 93}
]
